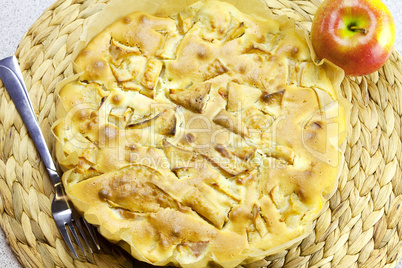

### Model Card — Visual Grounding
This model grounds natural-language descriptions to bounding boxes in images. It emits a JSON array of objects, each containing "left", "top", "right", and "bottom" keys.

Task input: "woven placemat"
[{"left": 0, "top": 0, "right": 401, "bottom": 267}]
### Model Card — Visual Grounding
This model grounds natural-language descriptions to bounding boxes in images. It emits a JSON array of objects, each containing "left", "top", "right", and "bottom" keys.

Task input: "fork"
[{"left": 0, "top": 56, "right": 100, "bottom": 258}]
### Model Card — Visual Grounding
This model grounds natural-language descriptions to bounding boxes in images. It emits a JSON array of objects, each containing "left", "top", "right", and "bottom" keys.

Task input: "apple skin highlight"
[{"left": 311, "top": 0, "right": 395, "bottom": 76}]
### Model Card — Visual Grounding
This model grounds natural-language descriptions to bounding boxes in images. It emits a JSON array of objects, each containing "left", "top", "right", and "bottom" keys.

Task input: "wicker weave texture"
[{"left": 0, "top": 0, "right": 401, "bottom": 267}]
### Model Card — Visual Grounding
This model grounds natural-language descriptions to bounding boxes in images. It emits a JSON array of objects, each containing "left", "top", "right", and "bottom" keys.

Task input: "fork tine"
[
  {"left": 68, "top": 222, "right": 86, "bottom": 257},
  {"left": 58, "top": 224, "right": 79, "bottom": 258},
  {"left": 74, "top": 218, "right": 93, "bottom": 254},
  {"left": 71, "top": 207, "right": 100, "bottom": 251},
  {"left": 82, "top": 218, "right": 101, "bottom": 250}
]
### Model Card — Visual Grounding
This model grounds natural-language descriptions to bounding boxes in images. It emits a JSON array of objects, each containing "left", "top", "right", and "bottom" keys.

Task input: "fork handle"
[{"left": 0, "top": 56, "right": 61, "bottom": 185}]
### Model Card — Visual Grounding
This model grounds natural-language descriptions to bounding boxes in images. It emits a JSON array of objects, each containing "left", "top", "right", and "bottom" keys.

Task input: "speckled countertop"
[{"left": 0, "top": 0, "right": 401, "bottom": 267}]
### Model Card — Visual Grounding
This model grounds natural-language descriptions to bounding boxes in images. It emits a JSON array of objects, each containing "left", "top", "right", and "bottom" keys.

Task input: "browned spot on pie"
[
  {"left": 186, "top": 133, "right": 195, "bottom": 143},
  {"left": 197, "top": 48, "right": 208, "bottom": 59},
  {"left": 99, "top": 189, "right": 112, "bottom": 200},
  {"left": 123, "top": 16, "right": 131, "bottom": 24},
  {"left": 112, "top": 93, "right": 122, "bottom": 105},
  {"left": 215, "top": 144, "right": 231, "bottom": 158},
  {"left": 260, "top": 89, "right": 285, "bottom": 105},
  {"left": 291, "top": 47, "right": 299, "bottom": 57}
]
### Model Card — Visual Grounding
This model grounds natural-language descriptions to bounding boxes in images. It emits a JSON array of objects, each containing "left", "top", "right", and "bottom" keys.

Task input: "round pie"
[{"left": 53, "top": 0, "right": 348, "bottom": 267}]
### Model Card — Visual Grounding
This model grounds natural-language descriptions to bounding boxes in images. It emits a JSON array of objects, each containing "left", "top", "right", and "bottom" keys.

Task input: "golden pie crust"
[{"left": 53, "top": 0, "right": 348, "bottom": 267}]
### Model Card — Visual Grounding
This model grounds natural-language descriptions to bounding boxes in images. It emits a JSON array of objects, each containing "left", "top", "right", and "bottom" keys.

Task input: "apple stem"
[{"left": 349, "top": 26, "right": 368, "bottom": 35}]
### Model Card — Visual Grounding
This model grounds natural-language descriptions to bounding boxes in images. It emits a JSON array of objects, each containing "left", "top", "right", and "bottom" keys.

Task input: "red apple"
[{"left": 311, "top": 0, "right": 395, "bottom": 76}]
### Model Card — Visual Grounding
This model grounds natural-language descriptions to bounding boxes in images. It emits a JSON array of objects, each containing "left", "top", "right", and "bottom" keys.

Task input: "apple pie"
[{"left": 53, "top": 0, "right": 348, "bottom": 267}]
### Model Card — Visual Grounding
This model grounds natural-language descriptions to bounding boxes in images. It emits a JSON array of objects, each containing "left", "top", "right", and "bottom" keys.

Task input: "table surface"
[{"left": 0, "top": 0, "right": 401, "bottom": 267}]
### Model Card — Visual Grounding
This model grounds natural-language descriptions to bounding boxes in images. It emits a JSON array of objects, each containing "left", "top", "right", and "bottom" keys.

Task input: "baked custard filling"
[{"left": 53, "top": 0, "right": 347, "bottom": 267}]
